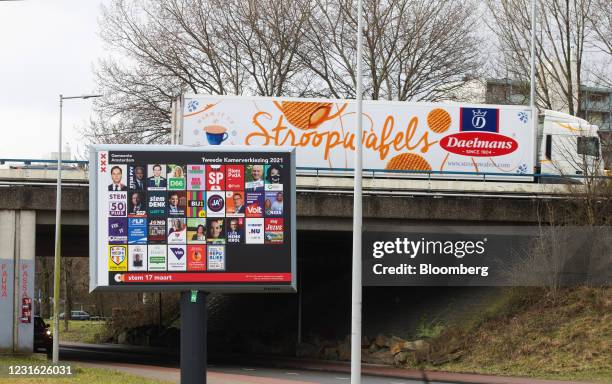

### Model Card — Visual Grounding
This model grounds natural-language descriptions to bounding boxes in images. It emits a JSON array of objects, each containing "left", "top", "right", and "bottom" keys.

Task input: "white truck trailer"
[{"left": 178, "top": 95, "right": 603, "bottom": 181}]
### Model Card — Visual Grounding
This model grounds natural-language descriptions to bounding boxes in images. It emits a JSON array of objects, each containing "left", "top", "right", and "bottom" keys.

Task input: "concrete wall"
[
  {"left": 0, "top": 210, "right": 16, "bottom": 352},
  {"left": 297, "top": 193, "right": 547, "bottom": 223},
  {"left": 0, "top": 186, "right": 87, "bottom": 211},
  {"left": 0, "top": 210, "right": 35, "bottom": 353},
  {"left": 2, "top": 185, "right": 558, "bottom": 224}
]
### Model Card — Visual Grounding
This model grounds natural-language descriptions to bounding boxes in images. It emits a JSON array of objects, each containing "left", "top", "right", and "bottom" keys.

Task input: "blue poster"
[
  {"left": 108, "top": 218, "right": 127, "bottom": 244},
  {"left": 128, "top": 217, "right": 148, "bottom": 244}
]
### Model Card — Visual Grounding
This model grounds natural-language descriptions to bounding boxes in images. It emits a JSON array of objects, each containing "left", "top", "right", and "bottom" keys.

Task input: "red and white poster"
[
  {"left": 226, "top": 165, "right": 244, "bottom": 191},
  {"left": 265, "top": 218, "right": 284, "bottom": 244},
  {"left": 187, "top": 245, "right": 206, "bottom": 271},
  {"left": 206, "top": 164, "right": 225, "bottom": 190}
]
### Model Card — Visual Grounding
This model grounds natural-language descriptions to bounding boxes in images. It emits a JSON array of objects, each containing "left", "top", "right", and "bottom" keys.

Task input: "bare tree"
[
  {"left": 384, "top": 0, "right": 484, "bottom": 101},
  {"left": 87, "top": 59, "right": 179, "bottom": 144},
  {"left": 506, "top": 138, "right": 611, "bottom": 294},
  {"left": 35, "top": 257, "right": 53, "bottom": 318},
  {"left": 217, "top": 0, "right": 313, "bottom": 96},
  {"left": 549, "top": 130, "right": 611, "bottom": 225},
  {"left": 87, "top": 0, "right": 245, "bottom": 144},
  {"left": 298, "top": 0, "right": 357, "bottom": 98},
  {"left": 588, "top": 0, "right": 611, "bottom": 56},
  {"left": 86, "top": 0, "right": 485, "bottom": 143},
  {"left": 583, "top": 0, "right": 612, "bottom": 89},
  {"left": 62, "top": 257, "right": 73, "bottom": 331},
  {"left": 86, "top": 0, "right": 312, "bottom": 143},
  {"left": 486, "top": 0, "right": 599, "bottom": 116},
  {"left": 301, "top": 0, "right": 483, "bottom": 101}
]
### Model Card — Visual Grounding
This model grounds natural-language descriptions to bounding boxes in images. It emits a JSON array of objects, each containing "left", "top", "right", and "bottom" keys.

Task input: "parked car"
[
  {"left": 58, "top": 310, "right": 90, "bottom": 320},
  {"left": 34, "top": 316, "right": 52, "bottom": 357}
]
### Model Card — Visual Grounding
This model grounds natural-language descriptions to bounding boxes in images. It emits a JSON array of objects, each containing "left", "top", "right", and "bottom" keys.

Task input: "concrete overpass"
[
  {"left": 0, "top": 166, "right": 577, "bottom": 256},
  {"left": 0, "top": 165, "right": 581, "bottom": 258},
  {"left": 1, "top": 163, "right": 605, "bottom": 351}
]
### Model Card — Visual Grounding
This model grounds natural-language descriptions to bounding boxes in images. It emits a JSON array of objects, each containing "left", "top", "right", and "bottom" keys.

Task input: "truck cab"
[{"left": 538, "top": 110, "right": 604, "bottom": 181}]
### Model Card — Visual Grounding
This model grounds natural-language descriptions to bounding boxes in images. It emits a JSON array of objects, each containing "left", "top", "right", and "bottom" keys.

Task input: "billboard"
[
  {"left": 181, "top": 95, "right": 535, "bottom": 180},
  {"left": 89, "top": 145, "right": 296, "bottom": 292}
]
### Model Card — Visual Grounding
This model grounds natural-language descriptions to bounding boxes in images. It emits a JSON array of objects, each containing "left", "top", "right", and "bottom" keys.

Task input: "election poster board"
[
  {"left": 89, "top": 145, "right": 296, "bottom": 292},
  {"left": 181, "top": 95, "right": 535, "bottom": 181}
]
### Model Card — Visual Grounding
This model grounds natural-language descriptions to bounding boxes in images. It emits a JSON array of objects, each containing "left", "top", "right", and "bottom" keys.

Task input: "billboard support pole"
[
  {"left": 351, "top": 0, "right": 364, "bottom": 382},
  {"left": 297, "top": 260, "right": 302, "bottom": 346},
  {"left": 180, "top": 290, "right": 207, "bottom": 384}
]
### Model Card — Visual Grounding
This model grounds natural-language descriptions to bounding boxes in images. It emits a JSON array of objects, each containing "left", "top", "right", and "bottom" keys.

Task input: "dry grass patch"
[{"left": 424, "top": 287, "right": 612, "bottom": 382}]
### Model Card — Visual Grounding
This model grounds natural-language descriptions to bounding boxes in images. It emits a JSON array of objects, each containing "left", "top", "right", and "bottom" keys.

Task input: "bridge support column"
[{"left": 0, "top": 210, "right": 36, "bottom": 354}]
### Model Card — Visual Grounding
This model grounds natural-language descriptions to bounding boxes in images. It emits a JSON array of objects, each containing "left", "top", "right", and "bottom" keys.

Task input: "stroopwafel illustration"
[
  {"left": 427, "top": 108, "right": 451, "bottom": 133},
  {"left": 274, "top": 101, "right": 332, "bottom": 130},
  {"left": 385, "top": 152, "right": 432, "bottom": 171}
]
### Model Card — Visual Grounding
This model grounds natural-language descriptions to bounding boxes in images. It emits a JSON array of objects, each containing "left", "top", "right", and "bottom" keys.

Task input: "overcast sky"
[{"left": 0, "top": 0, "right": 109, "bottom": 160}]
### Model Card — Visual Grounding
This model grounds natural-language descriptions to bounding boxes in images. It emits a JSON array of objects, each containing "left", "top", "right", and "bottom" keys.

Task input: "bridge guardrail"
[
  {"left": 1, "top": 159, "right": 610, "bottom": 199},
  {"left": 1, "top": 158, "right": 610, "bottom": 181},
  {"left": 0, "top": 158, "right": 89, "bottom": 167}
]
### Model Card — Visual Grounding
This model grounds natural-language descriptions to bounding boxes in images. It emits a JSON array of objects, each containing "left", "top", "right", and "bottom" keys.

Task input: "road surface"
[
  {"left": 75, "top": 360, "right": 445, "bottom": 384},
  {"left": 59, "top": 343, "right": 445, "bottom": 384},
  {"left": 59, "top": 343, "right": 580, "bottom": 384}
]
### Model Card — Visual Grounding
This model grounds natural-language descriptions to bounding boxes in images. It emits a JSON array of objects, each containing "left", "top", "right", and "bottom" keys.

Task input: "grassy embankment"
[
  {"left": 426, "top": 286, "right": 611, "bottom": 383},
  {"left": 47, "top": 320, "right": 108, "bottom": 344},
  {"left": 0, "top": 354, "right": 171, "bottom": 384},
  {"left": 42, "top": 290, "right": 611, "bottom": 382}
]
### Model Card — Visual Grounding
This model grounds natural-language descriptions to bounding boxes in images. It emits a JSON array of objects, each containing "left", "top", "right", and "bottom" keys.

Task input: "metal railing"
[
  {"left": 1, "top": 158, "right": 610, "bottom": 182},
  {"left": 0, "top": 158, "right": 88, "bottom": 166},
  {"left": 295, "top": 167, "right": 612, "bottom": 188}
]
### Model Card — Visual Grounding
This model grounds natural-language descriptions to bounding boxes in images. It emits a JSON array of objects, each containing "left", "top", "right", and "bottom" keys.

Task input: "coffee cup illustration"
[{"left": 205, "top": 125, "right": 229, "bottom": 145}]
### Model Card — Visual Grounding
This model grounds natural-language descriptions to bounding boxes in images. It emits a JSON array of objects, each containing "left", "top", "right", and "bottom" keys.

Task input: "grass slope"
[
  {"left": 47, "top": 320, "right": 108, "bottom": 344},
  {"left": 428, "top": 286, "right": 612, "bottom": 382}
]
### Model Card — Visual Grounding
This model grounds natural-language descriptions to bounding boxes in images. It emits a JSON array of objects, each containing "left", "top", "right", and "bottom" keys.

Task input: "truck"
[
  {"left": 178, "top": 95, "right": 603, "bottom": 182},
  {"left": 538, "top": 109, "right": 604, "bottom": 179}
]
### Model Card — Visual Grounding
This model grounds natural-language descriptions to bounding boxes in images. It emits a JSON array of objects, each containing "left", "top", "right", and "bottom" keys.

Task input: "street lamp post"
[
  {"left": 52, "top": 94, "right": 102, "bottom": 364},
  {"left": 351, "top": 0, "right": 364, "bottom": 382},
  {"left": 530, "top": 0, "right": 536, "bottom": 109}
]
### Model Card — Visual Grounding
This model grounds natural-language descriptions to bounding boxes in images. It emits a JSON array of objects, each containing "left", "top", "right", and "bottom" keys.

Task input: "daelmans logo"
[
  {"left": 460, "top": 107, "right": 499, "bottom": 133},
  {"left": 439, "top": 107, "right": 517, "bottom": 157},
  {"left": 440, "top": 132, "right": 518, "bottom": 157}
]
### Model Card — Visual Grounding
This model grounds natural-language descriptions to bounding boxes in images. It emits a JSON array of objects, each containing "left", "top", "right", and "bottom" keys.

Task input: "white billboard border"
[{"left": 89, "top": 144, "right": 297, "bottom": 293}]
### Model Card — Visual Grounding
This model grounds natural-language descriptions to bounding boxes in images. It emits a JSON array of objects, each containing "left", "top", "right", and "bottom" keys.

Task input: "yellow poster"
[{"left": 108, "top": 245, "right": 128, "bottom": 271}]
